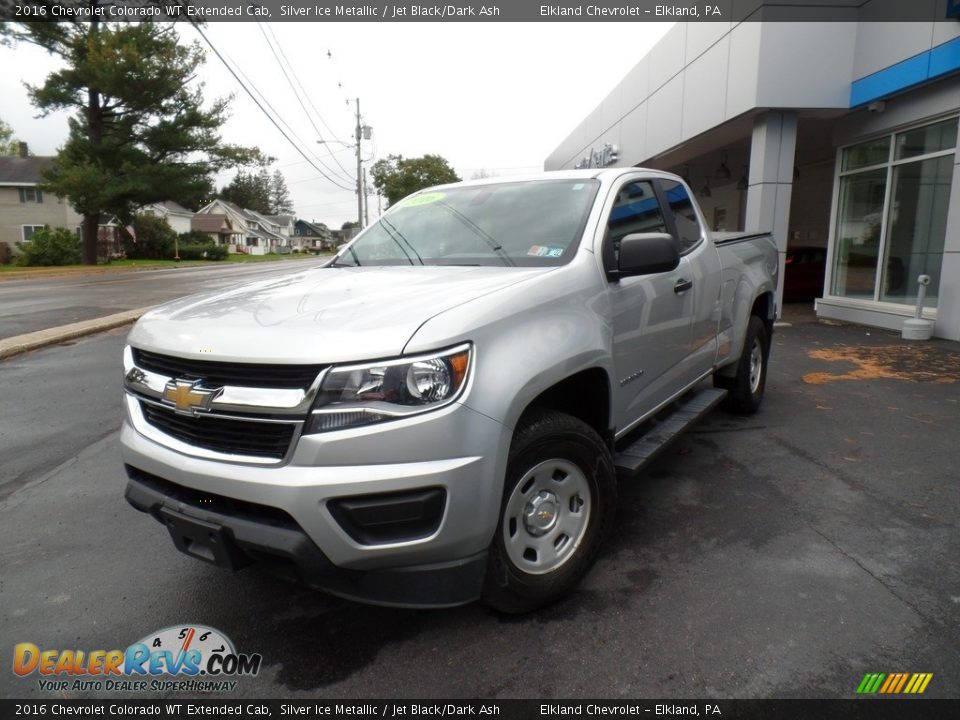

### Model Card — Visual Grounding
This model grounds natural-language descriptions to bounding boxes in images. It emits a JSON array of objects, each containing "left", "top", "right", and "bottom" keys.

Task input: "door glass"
[
  {"left": 606, "top": 180, "right": 667, "bottom": 265},
  {"left": 831, "top": 168, "right": 886, "bottom": 299},
  {"left": 659, "top": 179, "right": 702, "bottom": 252},
  {"left": 880, "top": 155, "right": 953, "bottom": 306},
  {"left": 608, "top": 181, "right": 666, "bottom": 241}
]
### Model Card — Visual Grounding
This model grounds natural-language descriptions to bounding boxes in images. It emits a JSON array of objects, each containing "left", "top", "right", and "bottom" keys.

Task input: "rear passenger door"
[{"left": 604, "top": 177, "right": 695, "bottom": 435}]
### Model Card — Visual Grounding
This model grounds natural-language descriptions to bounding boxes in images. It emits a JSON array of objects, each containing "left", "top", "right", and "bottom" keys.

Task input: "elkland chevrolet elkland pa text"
[{"left": 121, "top": 169, "right": 778, "bottom": 612}]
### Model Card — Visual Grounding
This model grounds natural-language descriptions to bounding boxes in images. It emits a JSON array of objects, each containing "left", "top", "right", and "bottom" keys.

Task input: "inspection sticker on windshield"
[
  {"left": 528, "top": 245, "right": 564, "bottom": 258},
  {"left": 398, "top": 192, "right": 445, "bottom": 208}
]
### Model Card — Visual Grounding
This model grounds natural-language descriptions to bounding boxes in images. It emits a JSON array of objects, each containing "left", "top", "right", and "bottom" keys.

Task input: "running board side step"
[{"left": 613, "top": 387, "right": 727, "bottom": 477}]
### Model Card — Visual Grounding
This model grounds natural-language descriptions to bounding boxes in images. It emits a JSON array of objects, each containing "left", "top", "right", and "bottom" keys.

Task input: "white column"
[{"left": 744, "top": 111, "right": 797, "bottom": 318}]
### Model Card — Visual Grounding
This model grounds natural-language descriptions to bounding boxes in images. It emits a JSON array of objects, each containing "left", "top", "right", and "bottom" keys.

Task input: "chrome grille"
[
  {"left": 132, "top": 348, "right": 323, "bottom": 390},
  {"left": 140, "top": 401, "right": 296, "bottom": 460}
]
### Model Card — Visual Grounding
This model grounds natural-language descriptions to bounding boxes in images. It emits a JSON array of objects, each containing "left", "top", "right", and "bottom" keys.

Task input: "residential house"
[
  {"left": 0, "top": 147, "right": 82, "bottom": 256},
  {"left": 196, "top": 199, "right": 287, "bottom": 255},
  {"left": 246, "top": 210, "right": 294, "bottom": 253},
  {"left": 293, "top": 219, "right": 334, "bottom": 252},
  {"left": 266, "top": 214, "right": 295, "bottom": 241},
  {"left": 190, "top": 213, "right": 241, "bottom": 247},
  {"left": 329, "top": 226, "right": 360, "bottom": 248},
  {"left": 142, "top": 201, "right": 194, "bottom": 235}
]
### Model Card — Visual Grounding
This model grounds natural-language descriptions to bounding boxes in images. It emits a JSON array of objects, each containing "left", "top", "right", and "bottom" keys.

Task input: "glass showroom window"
[{"left": 830, "top": 116, "right": 957, "bottom": 308}]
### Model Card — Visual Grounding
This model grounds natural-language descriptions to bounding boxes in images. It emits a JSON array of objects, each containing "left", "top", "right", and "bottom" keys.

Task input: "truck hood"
[{"left": 128, "top": 265, "right": 548, "bottom": 364}]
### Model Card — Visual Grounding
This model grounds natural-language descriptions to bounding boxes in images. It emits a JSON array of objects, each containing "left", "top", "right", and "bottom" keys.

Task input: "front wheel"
[
  {"left": 482, "top": 410, "right": 617, "bottom": 614},
  {"left": 715, "top": 315, "right": 770, "bottom": 414}
]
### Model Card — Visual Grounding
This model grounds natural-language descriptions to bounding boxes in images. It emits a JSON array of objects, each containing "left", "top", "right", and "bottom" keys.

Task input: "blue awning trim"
[{"left": 850, "top": 35, "right": 960, "bottom": 107}]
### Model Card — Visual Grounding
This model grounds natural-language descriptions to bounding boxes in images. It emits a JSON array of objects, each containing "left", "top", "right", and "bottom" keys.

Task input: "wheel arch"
[
  {"left": 516, "top": 367, "right": 613, "bottom": 449},
  {"left": 716, "top": 289, "right": 775, "bottom": 379}
]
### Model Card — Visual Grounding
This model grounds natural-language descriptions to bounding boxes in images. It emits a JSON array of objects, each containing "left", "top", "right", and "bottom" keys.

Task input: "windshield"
[{"left": 333, "top": 179, "right": 600, "bottom": 268}]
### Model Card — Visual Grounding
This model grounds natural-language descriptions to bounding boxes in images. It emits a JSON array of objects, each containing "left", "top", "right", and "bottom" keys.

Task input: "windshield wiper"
[
  {"left": 435, "top": 201, "right": 515, "bottom": 267},
  {"left": 380, "top": 217, "right": 421, "bottom": 265},
  {"left": 331, "top": 246, "right": 362, "bottom": 267}
]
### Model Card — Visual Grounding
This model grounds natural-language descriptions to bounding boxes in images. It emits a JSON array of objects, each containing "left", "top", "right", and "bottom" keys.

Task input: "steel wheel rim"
[
  {"left": 502, "top": 459, "right": 591, "bottom": 575},
  {"left": 749, "top": 338, "right": 763, "bottom": 394}
]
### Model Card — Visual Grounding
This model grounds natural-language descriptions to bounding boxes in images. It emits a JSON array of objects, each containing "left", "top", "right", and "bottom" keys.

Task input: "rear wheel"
[
  {"left": 482, "top": 410, "right": 616, "bottom": 614},
  {"left": 716, "top": 315, "right": 769, "bottom": 414}
]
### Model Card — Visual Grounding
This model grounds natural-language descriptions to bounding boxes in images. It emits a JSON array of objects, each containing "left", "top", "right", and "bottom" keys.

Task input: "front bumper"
[
  {"left": 125, "top": 468, "right": 488, "bottom": 608},
  {"left": 121, "top": 397, "right": 511, "bottom": 607}
]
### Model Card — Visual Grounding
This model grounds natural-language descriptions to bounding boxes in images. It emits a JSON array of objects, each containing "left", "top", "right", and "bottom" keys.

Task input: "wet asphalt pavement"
[
  {"left": 0, "top": 258, "right": 329, "bottom": 340},
  {"left": 1, "top": 306, "right": 958, "bottom": 699}
]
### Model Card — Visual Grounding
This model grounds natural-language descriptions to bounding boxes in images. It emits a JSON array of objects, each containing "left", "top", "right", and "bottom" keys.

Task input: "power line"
[
  {"left": 260, "top": 24, "right": 356, "bottom": 181},
  {"left": 297, "top": 200, "right": 363, "bottom": 209},
  {"left": 189, "top": 21, "right": 356, "bottom": 193},
  {"left": 223, "top": 43, "right": 354, "bottom": 187}
]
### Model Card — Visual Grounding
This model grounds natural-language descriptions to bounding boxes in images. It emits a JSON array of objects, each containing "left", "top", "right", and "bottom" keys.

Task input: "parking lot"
[{"left": 1, "top": 306, "right": 958, "bottom": 699}]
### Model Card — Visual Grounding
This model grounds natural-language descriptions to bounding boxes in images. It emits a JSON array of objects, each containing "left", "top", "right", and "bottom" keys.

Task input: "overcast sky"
[{"left": 0, "top": 22, "right": 671, "bottom": 227}]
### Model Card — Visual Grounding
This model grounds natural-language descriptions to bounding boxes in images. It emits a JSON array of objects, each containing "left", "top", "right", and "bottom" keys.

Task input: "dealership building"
[{"left": 545, "top": 13, "right": 960, "bottom": 340}]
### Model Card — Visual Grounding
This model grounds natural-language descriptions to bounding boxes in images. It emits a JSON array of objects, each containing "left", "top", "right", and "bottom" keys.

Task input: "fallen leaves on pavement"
[{"left": 802, "top": 344, "right": 960, "bottom": 385}]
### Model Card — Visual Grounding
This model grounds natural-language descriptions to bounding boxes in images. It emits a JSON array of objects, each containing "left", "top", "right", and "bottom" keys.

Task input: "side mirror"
[{"left": 611, "top": 232, "right": 680, "bottom": 280}]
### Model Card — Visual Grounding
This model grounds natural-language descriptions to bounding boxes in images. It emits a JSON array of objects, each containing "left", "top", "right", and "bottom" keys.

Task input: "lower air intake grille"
[{"left": 141, "top": 402, "right": 296, "bottom": 459}]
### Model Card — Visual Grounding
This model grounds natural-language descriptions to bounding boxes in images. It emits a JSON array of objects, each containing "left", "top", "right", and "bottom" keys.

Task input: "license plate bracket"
[{"left": 159, "top": 508, "right": 250, "bottom": 570}]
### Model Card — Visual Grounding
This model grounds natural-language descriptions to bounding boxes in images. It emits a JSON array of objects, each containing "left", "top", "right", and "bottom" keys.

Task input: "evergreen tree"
[
  {"left": 219, "top": 170, "right": 272, "bottom": 215},
  {"left": 3, "top": 6, "right": 263, "bottom": 264},
  {"left": 270, "top": 170, "right": 294, "bottom": 215}
]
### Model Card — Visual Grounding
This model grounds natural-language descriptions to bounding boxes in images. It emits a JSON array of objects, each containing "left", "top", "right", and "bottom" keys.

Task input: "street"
[
  {"left": 1, "top": 313, "right": 958, "bottom": 698},
  {"left": 0, "top": 258, "right": 329, "bottom": 340}
]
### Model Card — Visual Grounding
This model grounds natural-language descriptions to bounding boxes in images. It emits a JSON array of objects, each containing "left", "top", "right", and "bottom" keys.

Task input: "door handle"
[{"left": 674, "top": 278, "right": 693, "bottom": 294}]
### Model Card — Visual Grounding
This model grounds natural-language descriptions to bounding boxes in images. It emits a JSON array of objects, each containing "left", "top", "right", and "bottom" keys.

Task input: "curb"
[
  {"left": 0, "top": 306, "right": 154, "bottom": 360},
  {"left": 0, "top": 255, "right": 331, "bottom": 282},
  {"left": 0, "top": 265, "right": 203, "bottom": 282}
]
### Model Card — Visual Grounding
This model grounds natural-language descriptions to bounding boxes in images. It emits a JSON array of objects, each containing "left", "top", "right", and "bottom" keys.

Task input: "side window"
[
  {"left": 660, "top": 180, "right": 702, "bottom": 252},
  {"left": 606, "top": 180, "right": 667, "bottom": 261},
  {"left": 18, "top": 187, "right": 42, "bottom": 204},
  {"left": 21, "top": 225, "right": 45, "bottom": 242}
]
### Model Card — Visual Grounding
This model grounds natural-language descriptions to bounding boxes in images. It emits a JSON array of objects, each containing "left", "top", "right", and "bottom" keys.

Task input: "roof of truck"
[{"left": 425, "top": 167, "right": 677, "bottom": 192}]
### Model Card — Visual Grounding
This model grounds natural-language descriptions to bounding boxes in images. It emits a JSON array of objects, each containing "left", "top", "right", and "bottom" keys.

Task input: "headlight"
[{"left": 304, "top": 344, "right": 471, "bottom": 433}]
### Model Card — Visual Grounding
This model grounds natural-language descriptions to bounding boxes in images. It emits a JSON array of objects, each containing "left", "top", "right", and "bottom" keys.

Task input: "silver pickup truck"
[{"left": 121, "top": 169, "right": 778, "bottom": 612}]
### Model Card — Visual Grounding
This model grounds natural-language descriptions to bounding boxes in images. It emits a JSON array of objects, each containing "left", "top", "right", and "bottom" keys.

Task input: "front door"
[{"left": 603, "top": 178, "right": 695, "bottom": 434}]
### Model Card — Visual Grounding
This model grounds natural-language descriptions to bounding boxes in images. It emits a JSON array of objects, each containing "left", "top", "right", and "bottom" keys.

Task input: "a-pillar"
[{"left": 744, "top": 111, "right": 797, "bottom": 317}]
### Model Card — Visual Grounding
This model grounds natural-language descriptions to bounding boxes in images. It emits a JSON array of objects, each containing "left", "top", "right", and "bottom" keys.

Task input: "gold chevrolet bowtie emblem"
[{"left": 161, "top": 379, "right": 222, "bottom": 415}]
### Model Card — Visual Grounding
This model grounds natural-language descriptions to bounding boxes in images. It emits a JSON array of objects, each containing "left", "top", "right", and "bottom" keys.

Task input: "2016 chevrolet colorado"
[{"left": 121, "top": 169, "right": 778, "bottom": 612}]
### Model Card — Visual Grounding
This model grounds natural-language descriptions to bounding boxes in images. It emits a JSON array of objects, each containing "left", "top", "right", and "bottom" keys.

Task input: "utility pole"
[
  {"left": 355, "top": 98, "right": 363, "bottom": 229},
  {"left": 363, "top": 168, "right": 370, "bottom": 227}
]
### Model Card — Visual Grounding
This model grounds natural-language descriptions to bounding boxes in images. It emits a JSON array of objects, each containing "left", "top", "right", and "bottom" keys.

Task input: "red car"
[{"left": 783, "top": 246, "right": 826, "bottom": 301}]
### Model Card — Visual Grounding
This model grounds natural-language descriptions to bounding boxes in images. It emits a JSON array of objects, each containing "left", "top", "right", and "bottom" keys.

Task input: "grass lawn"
[{"left": 0, "top": 253, "right": 330, "bottom": 275}]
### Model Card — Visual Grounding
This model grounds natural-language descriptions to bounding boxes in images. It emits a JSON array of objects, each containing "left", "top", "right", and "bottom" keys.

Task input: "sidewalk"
[{"left": 0, "top": 306, "right": 153, "bottom": 359}]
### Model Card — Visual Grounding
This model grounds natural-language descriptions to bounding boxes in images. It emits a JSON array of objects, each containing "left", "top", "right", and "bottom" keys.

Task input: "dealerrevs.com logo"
[{"left": 13, "top": 625, "right": 262, "bottom": 693}]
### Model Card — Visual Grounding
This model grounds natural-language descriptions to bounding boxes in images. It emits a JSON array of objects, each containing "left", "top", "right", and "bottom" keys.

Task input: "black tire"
[
  {"left": 715, "top": 315, "right": 770, "bottom": 414},
  {"left": 482, "top": 409, "right": 617, "bottom": 614}
]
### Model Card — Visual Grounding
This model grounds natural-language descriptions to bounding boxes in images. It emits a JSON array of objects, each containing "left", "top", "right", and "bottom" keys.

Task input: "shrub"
[
  {"left": 178, "top": 230, "right": 215, "bottom": 246},
  {"left": 124, "top": 214, "right": 176, "bottom": 259},
  {"left": 178, "top": 243, "right": 228, "bottom": 261},
  {"left": 15, "top": 227, "right": 82, "bottom": 266}
]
